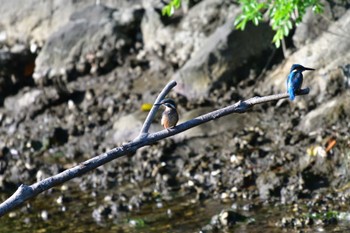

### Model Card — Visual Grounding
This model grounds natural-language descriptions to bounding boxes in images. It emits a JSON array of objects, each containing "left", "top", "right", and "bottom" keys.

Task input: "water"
[{"left": 2, "top": 185, "right": 350, "bottom": 233}]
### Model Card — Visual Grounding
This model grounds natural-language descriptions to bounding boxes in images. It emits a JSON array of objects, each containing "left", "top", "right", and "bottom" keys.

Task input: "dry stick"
[{"left": 0, "top": 80, "right": 309, "bottom": 217}]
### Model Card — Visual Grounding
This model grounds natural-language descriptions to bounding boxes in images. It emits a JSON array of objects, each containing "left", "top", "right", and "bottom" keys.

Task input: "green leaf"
[
  {"left": 249, "top": 1, "right": 257, "bottom": 9},
  {"left": 161, "top": 6, "right": 171, "bottom": 16},
  {"left": 174, "top": 0, "right": 181, "bottom": 8},
  {"left": 274, "top": 38, "right": 281, "bottom": 48},
  {"left": 253, "top": 17, "right": 259, "bottom": 25},
  {"left": 236, "top": 20, "right": 247, "bottom": 30},
  {"left": 272, "top": 30, "right": 283, "bottom": 48},
  {"left": 234, "top": 0, "right": 324, "bottom": 48},
  {"left": 283, "top": 24, "right": 289, "bottom": 36},
  {"left": 243, "top": 5, "right": 250, "bottom": 12},
  {"left": 162, "top": 0, "right": 182, "bottom": 16},
  {"left": 256, "top": 2, "right": 266, "bottom": 11},
  {"left": 169, "top": 5, "right": 175, "bottom": 15},
  {"left": 313, "top": 3, "right": 324, "bottom": 14}
]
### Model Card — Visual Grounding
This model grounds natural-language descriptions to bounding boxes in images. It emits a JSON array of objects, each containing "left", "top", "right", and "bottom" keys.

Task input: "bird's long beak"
[
  {"left": 304, "top": 67, "right": 315, "bottom": 71},
  {"left": 155, "top": 100, "right": 166, "bottom": 106}
]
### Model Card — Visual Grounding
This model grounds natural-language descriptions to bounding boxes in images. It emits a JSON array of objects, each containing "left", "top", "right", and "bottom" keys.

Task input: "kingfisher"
[
  {"left": 156, "top": 99, "right": 179, "bottom": 129},
  {"left": 287, "top": 64, "right": 315, "bottom": 101}
]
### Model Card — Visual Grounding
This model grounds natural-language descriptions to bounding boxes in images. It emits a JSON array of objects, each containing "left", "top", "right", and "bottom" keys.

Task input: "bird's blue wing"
[{"left": 287, "top": 72, "right": 303, "bottom": 101}]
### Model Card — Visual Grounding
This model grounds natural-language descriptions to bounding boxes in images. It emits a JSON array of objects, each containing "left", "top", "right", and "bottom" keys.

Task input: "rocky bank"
[{"left": 0, "top": 0, "right": 350, "bottom": 232}]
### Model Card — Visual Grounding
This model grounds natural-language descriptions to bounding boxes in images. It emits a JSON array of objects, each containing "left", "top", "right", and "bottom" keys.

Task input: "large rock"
[
  {"left": 33, "top": 4, "right": 142, "bottom": 84},
  {"left": 141, "top": 0, "right": 241, "bottom": 67},
  {"left": 173, "top": 21, "right": 275, "bottom": 100},
  {"left": 0, "top": 0, "right": 143, "bottom": 42},
  {"left": 298, "top": 92, "right": 350, "bottom": 133},
  {"left": 293, "top": 1, "right": 348, "bottom": 48},
  {"left": 0, "top": 0, "right": 94, "bottom": 42}
]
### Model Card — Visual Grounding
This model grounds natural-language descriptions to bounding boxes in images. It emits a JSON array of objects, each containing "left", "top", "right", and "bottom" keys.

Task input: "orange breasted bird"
[{"left": 155, "top": 99, "right": 179, "bottom": 129}]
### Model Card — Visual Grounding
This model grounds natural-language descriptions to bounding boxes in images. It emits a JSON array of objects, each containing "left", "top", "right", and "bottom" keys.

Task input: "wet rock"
[
  {"left": 40, "top": 210, "right": 49, "bottom": 221},
  {"left": 202, "top": 209, "right": 248, "bottom": 231},
  {"left": 218, "top": 209, "right": 247, "bottom": 227},
  {"left": 279, "top": 215, "right": 314, "bottom": 229},
  {"left": 277, "top": 194, "right": 344, "bottom": 229},
  {"left": 92, "top": 205, "right": 113, "bottom": 222},
  {"left": 256, "top": 171, "right": 283, "bottom": 200}
]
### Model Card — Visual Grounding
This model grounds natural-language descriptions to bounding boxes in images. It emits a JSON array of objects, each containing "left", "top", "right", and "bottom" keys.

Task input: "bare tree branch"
[{"left": 0, "top": 80, "right": 309, "bottom": 217}]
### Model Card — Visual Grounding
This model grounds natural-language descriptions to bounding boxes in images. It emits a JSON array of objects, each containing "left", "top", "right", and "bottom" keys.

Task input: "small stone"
[{"left": 41, "top": 210, "right": 49, "bottom": 221}]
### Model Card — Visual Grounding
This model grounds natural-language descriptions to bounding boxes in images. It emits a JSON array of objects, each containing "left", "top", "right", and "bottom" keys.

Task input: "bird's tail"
[{"left": 288, "top": 88, "right": 295, "bottom": 101}]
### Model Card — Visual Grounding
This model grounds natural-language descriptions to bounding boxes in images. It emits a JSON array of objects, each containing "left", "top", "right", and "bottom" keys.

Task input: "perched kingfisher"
[
  {"left": 287, "top": 64, "right": 315, "bottom": 101},
  {"left": 156, "top": 99, "right": 179, "bottom": 129}
]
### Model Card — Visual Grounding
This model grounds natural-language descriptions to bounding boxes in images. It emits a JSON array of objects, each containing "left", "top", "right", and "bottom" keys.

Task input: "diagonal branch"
[
  {"left": 144, "top": 88, "right": 310, "bottom": 141},
  {"left": 0, "top": 80, "right": 309, "bottom": 217}
]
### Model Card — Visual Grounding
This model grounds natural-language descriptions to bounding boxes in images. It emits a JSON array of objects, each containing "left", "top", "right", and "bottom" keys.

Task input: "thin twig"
[{"left": 0, "top": 80, "right": 309, "bottom": 217}]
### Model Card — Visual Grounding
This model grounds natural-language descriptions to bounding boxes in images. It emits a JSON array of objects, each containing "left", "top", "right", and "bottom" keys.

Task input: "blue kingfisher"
[
  {"left": 156, "top": 99, "right": 179, "bottom": 129},
  {"left": 287, "top": 64, "right": 315, "bottom": 101}
]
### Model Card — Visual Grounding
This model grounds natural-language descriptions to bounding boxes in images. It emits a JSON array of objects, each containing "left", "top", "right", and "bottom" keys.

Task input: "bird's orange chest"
[{"left": 161, "top": 108, "right": 178, "bottom": 129}]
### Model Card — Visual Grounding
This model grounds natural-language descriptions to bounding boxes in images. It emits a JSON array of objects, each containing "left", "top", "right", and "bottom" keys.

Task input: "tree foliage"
[
  {"left": 162, "top": 0, "right": 324, "bottom": 48},
  {"left": 162, "top": 0, "right": 182, "bottom": 16}
]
